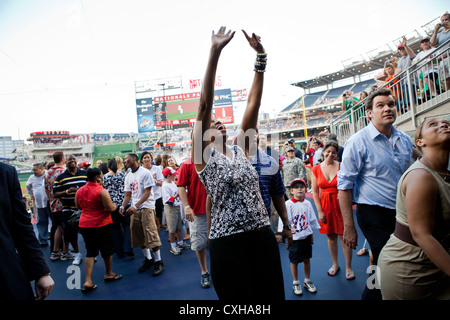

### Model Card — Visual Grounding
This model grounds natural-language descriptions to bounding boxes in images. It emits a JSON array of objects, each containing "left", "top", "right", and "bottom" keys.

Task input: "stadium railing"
[{"left": 330, "top": 38, "right": 450, "bottom": 143}]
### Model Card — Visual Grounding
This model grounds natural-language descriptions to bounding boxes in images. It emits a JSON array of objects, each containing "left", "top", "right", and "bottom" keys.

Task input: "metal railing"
[{"left": 330, "top": 38, "right": 450, "bottom": 143}]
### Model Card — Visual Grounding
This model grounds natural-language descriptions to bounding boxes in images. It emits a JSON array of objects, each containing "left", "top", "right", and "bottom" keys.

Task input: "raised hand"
[
  {"left": 211, "top": 26, "right": 235, "bottom": 50},
  {"left": 242, "top": 30, "right": 265, "bottom": 54},
  {"left": 401, "top": 36, "right": 407, "bottom": 47}
]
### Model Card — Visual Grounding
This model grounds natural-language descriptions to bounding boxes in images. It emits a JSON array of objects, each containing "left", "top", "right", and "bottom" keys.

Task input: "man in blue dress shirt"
[{"left": 337, "top": 88, "right": 420, "bottom": 300}]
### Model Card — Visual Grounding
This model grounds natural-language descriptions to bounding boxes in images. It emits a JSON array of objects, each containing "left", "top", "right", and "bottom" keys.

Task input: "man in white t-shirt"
[
  {"left": 412, "top": 37, "right": 439, "bottom": 97},
  {"left": 120, "top": 153, "right": 164, "bottom": 276}
]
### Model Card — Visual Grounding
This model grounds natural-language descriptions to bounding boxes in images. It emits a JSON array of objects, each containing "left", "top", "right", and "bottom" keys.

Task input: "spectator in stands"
[
  {"left": 430, "top": 12, "right": 450, "bottom": 47},
  {"left": 337, "top": 88, "right": 420, "bottom": 300},
  {"left": 430, "top": 12, "right": 450, "bottom": 93},
  {"left": 413, "top": 37, "right": 440, "bottom": 98},
  {"left": 397, "top": 37, "right": 416, "bottom": 72},
  {"left": 287, "top": 138, "right": 302, "bottom": 159},
  {"left": 75, "top": 168, "right": 122, "bottom": 293},
  {"left": 396, "top": 37, "right": 417, "bottom": 108},
  {"left": 384, "top": 64, "right": 402, "bottom": 114},
  {"left": 341, "top": 90, "right": 361, "bottom": 124},
  {"left": 26, "top": 163, "right": 50, "bottom": 247},
  {"left": 192, "top": 27, "right": 286, "bottom": 300}
]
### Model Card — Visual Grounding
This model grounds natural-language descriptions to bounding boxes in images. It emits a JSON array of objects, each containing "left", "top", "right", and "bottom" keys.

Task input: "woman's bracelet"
[{"left": 254, "top": 53, "right": 267, "bottom": 72}]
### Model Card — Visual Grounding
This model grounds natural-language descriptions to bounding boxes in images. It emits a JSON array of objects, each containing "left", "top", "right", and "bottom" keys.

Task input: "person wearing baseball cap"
[
  {"left": 412, "top": 36, "right": 440, "bottom": 98},
  {"left": 278, "top": 177, "right": 320, "bottom": 295},
  {"left": 287, "top": 138, "right": 302, "bottom": 159},
  {"left": 161, "top": 167, "right": 188, "bottom": 256},
  {"left": 81, "top": 162, "right": 91, "bottom": 170},
  {"left": 396, "top": 36, "right": 417, "bottom": 106},
  {"left": 282, "top": 147, "right": 307, "bottom": 199}
]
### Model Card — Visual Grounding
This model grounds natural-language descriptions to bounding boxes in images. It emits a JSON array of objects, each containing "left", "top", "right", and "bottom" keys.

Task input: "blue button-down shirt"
[{"left": 337, "top": 122, "right": 413, "bottom": 209}]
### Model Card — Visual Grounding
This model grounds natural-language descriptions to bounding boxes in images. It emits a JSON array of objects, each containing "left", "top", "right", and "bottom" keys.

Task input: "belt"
[{"left": 394, "top": 221, "right": 418, "bottom": 247}]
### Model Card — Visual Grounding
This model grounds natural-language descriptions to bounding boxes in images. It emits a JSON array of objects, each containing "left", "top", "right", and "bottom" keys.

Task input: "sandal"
[
  {"left": 81, "top": 284, "right": 97, "bottom": 293},
  {"left": 357, "top": 248, "right": 369, "bottom": 256},
  {"left": 104, "top": 274, "right": 123, "bottom": 282},
  {"left": 346, "top": 272, "right": 356, "bottom": 280},
  {"left": 327, "top": 266, "right": 340, "bottom": 276}
]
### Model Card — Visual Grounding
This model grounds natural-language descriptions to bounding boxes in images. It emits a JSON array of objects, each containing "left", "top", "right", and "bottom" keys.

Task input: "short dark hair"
[
  {"left": 366, "top": 88, "right": 395, "bottom": 110},
  {"left": 107, "top": 158, "right": 118, "bottom": 173},
  {"left": 87, "top": 167, "right": 102, "bottom": 182},
  {"left": 53, "top": 151, "right": 64, "bottom": 163},
  {"left": 32, "top": 162, "right": 44, "bottom": 169},
  {"left": 127, "top": 153, "right": 139, "bottom": 162}
]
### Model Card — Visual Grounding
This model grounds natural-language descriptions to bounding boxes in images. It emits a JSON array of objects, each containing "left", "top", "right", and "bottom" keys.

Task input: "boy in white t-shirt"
[
  {"left": 279, "top": 178, "right": 320, "bottom": 296},
  {"left": 161, "top": 168, "right": 190, "bottom": 255}
]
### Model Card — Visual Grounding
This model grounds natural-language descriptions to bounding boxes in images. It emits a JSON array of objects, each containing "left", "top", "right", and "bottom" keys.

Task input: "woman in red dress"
[{"left": 311, "top": 140, "right": 354, "bottom": 280}]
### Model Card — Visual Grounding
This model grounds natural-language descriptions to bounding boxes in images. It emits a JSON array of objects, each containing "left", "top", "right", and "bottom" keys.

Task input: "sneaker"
[
  {"left": 72, "top": 252, "right": 83, "bottom": 265},
  {"left": 304, "top": 280, "right": 317, "bottom": 293},
  {"left": 152, "top": 260, "right": 165, "bottom": 276},
  {"left": 293, "top": 282, "right": 303, "bottom": 295},
  {"left": 177, "top": 242, "right": 191, "bottom": 250},
  {"left": 138, "top": 258, "right": 154, "bottom": 273},
  {"left": 200, "top": 272, "right": 211, "bottom": 288},
  {"left": 61, "top": 252, "right": 75, "bottom": 261},
  {"left": 170, "top": 246, "right": 182, "bottom": 255},
  {"left": 50, "top": 251, "right": 62, "bottom": 261}
]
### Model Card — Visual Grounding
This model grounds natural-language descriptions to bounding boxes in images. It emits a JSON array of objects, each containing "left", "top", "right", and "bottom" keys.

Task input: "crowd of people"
[{"left": 1, "top": 17, "right": 449, "bottom": 301}]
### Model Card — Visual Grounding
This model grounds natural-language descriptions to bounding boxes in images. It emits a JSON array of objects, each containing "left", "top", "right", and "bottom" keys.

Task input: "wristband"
[{"left": 185, "top": 205, "right": 191, "bottom": 210}]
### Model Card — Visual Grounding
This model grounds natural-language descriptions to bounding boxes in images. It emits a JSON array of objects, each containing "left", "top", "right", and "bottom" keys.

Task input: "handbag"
[{"left": 68, "top": 209, "right": 82, "bottom": 228}]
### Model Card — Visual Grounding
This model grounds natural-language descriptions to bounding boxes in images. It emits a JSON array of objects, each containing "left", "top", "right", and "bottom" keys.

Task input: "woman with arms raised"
[{"left": 192, "top": 26, "right": 292, "bottom": 300}]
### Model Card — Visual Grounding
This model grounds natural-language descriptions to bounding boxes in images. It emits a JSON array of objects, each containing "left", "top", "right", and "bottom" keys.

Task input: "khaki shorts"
[
  {"left": 130, "top": 208, "right": 161, "bottom": 249},
  {"left": 164, "top": 205, "right": 182, "bottom": 233}
]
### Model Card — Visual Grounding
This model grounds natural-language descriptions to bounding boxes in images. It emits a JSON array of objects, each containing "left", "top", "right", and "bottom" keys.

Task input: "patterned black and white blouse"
[
  {"left": 103, "top": 171, "right": 126, "bottom": 205},
  {"left": 198, "top": 145, "right": 270, "bottom": 239}
]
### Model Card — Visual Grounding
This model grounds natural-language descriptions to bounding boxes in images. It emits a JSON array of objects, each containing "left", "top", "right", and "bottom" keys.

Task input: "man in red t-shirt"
[{"left": 177, "top": 158, "right": 211, "bottom": 289}]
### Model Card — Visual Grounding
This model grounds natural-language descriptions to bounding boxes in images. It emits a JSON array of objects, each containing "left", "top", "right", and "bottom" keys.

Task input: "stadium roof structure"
[{"left": 291, "top": 17, "right": 440, "bottom": 91}]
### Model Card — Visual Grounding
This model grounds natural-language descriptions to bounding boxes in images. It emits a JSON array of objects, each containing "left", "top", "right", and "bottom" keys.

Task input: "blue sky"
[{"left": 0, "top": 0, "right": 448, "bottom": 139}]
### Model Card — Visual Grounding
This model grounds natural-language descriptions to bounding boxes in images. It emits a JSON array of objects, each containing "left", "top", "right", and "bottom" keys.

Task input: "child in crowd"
[
  {"left": 279, "top": 178, "right": 320, "bottom": 296},
  {"left": 161, "top": 168, "right": 190, "bottom": 255}
]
